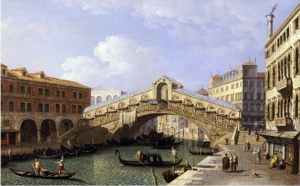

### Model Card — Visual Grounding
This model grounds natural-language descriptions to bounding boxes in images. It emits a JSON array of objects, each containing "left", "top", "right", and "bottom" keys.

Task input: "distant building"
[
  {"left": 1, "top": 64, "right": 91, "bottom": 145},
  {"left": 260, "top": 3, "right": 300, "bottom": 174},
  {"left": 91, "top": 86, "right": 125, "bottom": 105},
  {"left": 208, "top": 62, "right": 265, "bottom": 129}
]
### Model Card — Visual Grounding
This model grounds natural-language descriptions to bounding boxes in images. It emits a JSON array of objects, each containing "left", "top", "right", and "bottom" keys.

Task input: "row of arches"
[{"left": 19, "top": 119, "right": 74, "bottom": 143}]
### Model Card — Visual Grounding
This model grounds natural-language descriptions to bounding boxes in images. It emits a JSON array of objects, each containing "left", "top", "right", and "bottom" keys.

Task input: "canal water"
[{"left": 1, "top": 141, "right": 209, "bottom": 185}]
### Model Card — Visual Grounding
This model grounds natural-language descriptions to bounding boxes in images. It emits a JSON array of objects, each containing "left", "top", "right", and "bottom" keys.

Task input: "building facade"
[
  {"left": 261, "top": 3, "right": 300, "bottom": 174},
  {"left": 208, "top": 62, "right": 265, "bottom": 129},
  {"left": 1, "top": 64, "right": 91, "bottom": 146},
  {"left": 91, "top": 85, "right": 125, "bottom": 105}
]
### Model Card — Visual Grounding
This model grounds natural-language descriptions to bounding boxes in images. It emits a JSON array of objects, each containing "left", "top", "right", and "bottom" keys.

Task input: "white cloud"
[{"left": 61, "top": 35, "right": 165, "bottom": 90}]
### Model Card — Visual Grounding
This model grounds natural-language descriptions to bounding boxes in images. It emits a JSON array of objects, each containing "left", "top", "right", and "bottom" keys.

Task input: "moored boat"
[
  {"left": 9, "top": 166, "right": 77, "bottom": 179},
  {"left": 115, "top": 149, "right": 182, "bottom": 167},
  {"left": 162, "top": 168, "right": 179, "bottom": 183}
]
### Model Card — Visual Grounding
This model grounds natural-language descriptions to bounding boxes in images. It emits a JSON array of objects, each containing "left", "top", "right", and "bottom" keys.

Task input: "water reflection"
[{"left": 1, "top": 141, "right": 207, "bottom": 185}]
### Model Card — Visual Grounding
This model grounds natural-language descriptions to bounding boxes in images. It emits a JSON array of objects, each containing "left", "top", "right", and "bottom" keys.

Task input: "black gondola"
[
  {"left": 1, "top": 155, "right": 9, "bottom": 167},
  {"left": 74, "top": 144, "right": 97, "bottom": 154},
  {"left": 33, "top": 148, "right": 64, "bottom": 159},
  {"left": 162, "top": 168, "right": 179, "bottom": 183},
  {"left": 9, "top": 166, "right": 76, "bottom": 179},
  {"left": 9, "top": 152, "right": 28, "bottom": 161},
  {"left": 115, "top": 149, "right": 182, "bottom": 167},
  {"left": 188, "top": 148, "right": 213, "bottom": 155},
  {"left": 150, "top": 141, "right": 183, "bottom": 149}
]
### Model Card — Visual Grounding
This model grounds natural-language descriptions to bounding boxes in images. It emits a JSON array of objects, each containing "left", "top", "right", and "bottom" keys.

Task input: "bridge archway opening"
[
  {"left": 157, "top": 82, "right": 168, "bottom": 100},
  {"left": 59, "top": 119, "right": 74, "bottom": 135}
]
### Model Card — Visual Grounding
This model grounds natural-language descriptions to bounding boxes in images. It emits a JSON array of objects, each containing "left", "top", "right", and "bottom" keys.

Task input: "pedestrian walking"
[
  {"left": 247, "top": 142, "right": 251, "bottom": 151},
  {"left": 244, "top": 142, "right": 247, "bottom": 151},
  {"left": 232, "top": 152, "right": 238, "bottom": 172},
  {"left": 229, "top": 154, "right": 233, "bottom": 172},
  {"left": 256, "top": 147, "right": 261, "bottom": 164},
  {"left": 222, "top": 153, "right": 230, "bottom": 172}
]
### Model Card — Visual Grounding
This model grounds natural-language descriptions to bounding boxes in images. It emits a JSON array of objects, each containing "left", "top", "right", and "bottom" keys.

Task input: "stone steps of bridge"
[{"left": 237, "top": 131, "right": 263, "bottom": 145}]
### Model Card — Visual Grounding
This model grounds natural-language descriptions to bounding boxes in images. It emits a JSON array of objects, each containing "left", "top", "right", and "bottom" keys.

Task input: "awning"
[{"left": 258, "top": 130, "right": 300, "bottom": 144}]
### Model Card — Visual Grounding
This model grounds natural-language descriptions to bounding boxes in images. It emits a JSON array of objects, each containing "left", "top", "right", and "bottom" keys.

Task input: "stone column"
[{"left": 37, "top": 130, "right": 41, "bottom": 143}]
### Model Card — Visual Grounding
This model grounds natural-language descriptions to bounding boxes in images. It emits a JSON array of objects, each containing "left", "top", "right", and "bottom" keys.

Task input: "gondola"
[
  {"left": 150, "top": 141, "right": 183, "bottom": 149},
  {"left": 188, "top": 148, "right": 213, "bottom": 155},
  {"left": 76, "top": 144, "right": 97, "bottom": 154},
  {"left": 33, "top": 148, "right": 65, "bottom": 159},
  {"left": 162, "top": 168, "right": 179, "bottom": 183},
  {"left": 9, "top": 152, "right": 28, "bottom": 161},
  {"left": 9, "top": 166, "right": 77, "bottom": 179},
  {"left": 1, "top": 155, "right": 9, "bottom": 167},
  {"left": 60, "top": 145, "right": 81, "bottom": 157},
  {"left": 115, "top": 149, "right": 182, "bottom": 167}
]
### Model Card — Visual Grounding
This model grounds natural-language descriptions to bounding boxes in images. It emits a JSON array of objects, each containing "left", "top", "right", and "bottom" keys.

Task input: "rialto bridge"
[{"left": 63, "top": 76, "right": 242, "bottom": 146}]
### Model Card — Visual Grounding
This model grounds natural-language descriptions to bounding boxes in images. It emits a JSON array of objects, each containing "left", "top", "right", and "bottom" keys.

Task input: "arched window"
[{"left": 97, "top": 96, "right": 102, "bottom": 103}]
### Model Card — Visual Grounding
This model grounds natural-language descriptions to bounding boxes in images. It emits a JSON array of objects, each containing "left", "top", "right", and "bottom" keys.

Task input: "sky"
[{"left": 1, "top": 0, "right": 299, "bottom": 93}]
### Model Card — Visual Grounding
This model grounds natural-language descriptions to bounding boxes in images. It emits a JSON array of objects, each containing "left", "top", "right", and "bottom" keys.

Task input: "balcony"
[{"left": 277, "top": 77, "right": 292, "bottom": 94}]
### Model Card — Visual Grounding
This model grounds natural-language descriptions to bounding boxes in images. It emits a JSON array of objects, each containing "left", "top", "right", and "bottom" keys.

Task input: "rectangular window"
[
  {"left": 62, "top": 91, "right": 66, "bottom": 98},
  {"left": 73, "top": 92, "right": 77, "bottom": 99},
  {"left": 56, "top": 104, "right": 60, "bottom": 113},
  {"left": 20, "top": 102, "right": 26, "bottom": 112},
  {"left": 9, "top": 85, "right": 14, "bottom": 93},
  {"left": 56, "top": 90, "right": 61, "bottom": 97},
  {"left": 78, "top": 105, "right": 83, "bottom": 113},
  {"left": 79, "top": 93, "right": 83, "bottom": 99},
  {"left": 27, "top": 103, "right": 32, "bottom": 112},
  {"left": 45, "top": 89, "right": 50, "bottom": 96},
  {"left": 38, "top": 103, "right": 43, "bottom": 112},
  {"left": 20, "top": 86, "right": 26, "bottom": 94},
  {"left": 1, "top": 101, "right": 3, "bottom": 112},
  {"left": 9, "top": 101, "right": 14, "bottom": 112},
  {"left": 295, "top": 17, "right": 299, "bottom": 30},
  {"left": 1, "top": 84, "right": 3, "bottom": 92},
  {"left": 27, "top": 87, "right": 32, "bottom": 95},
  {"left": 72, "top": 105, "right": 76, "bottom": 113},
  {"left": 45, "top": 103, "right": 50, "bottom": 112},
  {"left": 257, "top": 93, "right": 261, "bottom": 100},
  {"left": 62, "top": 104, "right": 66, "bottom": 113},
  {"left": 38, "top": 88, "right": 43, "bottom": 96}
]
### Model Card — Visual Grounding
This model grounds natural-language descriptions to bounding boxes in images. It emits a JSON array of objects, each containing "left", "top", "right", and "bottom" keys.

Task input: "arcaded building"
[
  {"left": 208, "top": 62, "right": 265, "bottom": 129},
  {"left": 260, "top": 3, "right": 300, "bottom": 174},
  {"left": 1, "top": 64, "right": 91, "bottom": 146}
]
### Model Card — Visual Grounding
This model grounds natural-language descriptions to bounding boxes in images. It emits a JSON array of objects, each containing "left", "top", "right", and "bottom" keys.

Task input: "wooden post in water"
[{"left": 150, "top": 167, "right": 157, "bottom": 185}]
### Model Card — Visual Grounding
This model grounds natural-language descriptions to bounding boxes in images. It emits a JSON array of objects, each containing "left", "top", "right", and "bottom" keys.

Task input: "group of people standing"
[
  {"left": 32, "top": 156, "right": 66, "bottom": 176},
  {"left": 222, "top": 152, "right": 238, "bottom": 172}
]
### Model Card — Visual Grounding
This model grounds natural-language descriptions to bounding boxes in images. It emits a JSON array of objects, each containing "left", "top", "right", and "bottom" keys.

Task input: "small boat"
[
  {"left": 60, "top": 145, "right": 81, "bottom": 157},
  {"left": 115, "top": 149, "right": 183, "bottom": 167},
  {"left": 9, "top": 166, "right": 77, "bottom": 179},
  {"left": 150, "top": 141, "right": 183, "bottom": 149},
  {"left": 197, "top": 140, "right": 211, "bottom": 148},
  {"left": 162, "top": 168, "right": 179, "bottom": 183},
  {"left": 33, "top": 148, "right": 64, "bottom": 159},
  {"left": 9, "top": 152, "right": 28, "bottom": 161},
  {"left": 1, "top": 155, "right": 9, "bottom": 167},
  {"left": 189, "top": 148, "right": 213, "bottom": 155},
  {"left": 75, "top": 144, "right": 97, "bottom": 154}
]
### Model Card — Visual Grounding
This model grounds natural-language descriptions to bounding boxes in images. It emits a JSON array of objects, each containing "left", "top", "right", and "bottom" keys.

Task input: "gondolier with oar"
[{"left": 55, "top": 155, "right": 66, "bottom": 175}]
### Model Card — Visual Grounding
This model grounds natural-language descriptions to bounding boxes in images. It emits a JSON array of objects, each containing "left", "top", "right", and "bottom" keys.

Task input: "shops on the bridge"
[{"left": 259, "top": 130, "right": 300, "bottom": 174}]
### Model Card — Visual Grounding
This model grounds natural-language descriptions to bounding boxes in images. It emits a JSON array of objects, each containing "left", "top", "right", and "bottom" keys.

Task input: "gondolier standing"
[
  {"left": 171, "top": 146, "right": 178, "bottom": 163},
  {"left": 32, "top": 157, "right": 42, "bottom": 176},
  {"left": 136, "top": 149, "right": 143, "bottom": 162},
  {"left": 55, "top": 156, "right": 65, "bottom": 175}
]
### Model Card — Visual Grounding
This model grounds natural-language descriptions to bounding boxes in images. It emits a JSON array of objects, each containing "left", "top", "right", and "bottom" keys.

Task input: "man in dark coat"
[{"left": 222, "top": 153, "right": 230, "bottom": 172}]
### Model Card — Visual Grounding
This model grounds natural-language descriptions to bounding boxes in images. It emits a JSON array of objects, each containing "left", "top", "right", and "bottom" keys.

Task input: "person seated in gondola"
[
  {"left": 32, "top": 157, "right": 42, "bottom": 176},
  {"left": 136, "top": 149, "right": 143, "bottom": 162}
]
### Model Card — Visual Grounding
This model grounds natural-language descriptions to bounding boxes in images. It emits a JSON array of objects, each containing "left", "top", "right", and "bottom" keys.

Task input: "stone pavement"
[{"left": 168, "top": 144, "right": 300, "bottom": 185}]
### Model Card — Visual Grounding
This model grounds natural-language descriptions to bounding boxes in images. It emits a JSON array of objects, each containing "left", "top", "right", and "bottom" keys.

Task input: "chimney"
[{"left": 265, "top": 13, "right": 274, "bottom": 37}]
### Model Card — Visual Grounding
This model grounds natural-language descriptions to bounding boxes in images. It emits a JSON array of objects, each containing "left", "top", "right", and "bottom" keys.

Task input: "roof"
[
  {"left": 92, "top": 85, "right": 121, "bottom": 91},
  {"left": 195, "top": 88, "right": 208, "bottom": 96},
  {"left": 175, "top": 89, "right": 241, "bottom": 111},
  {"left": 242, "top": 61, "right": 256, "bottom": 66},
  {"left": 3, "top": 64, "right": 90, "bottom": 89}
]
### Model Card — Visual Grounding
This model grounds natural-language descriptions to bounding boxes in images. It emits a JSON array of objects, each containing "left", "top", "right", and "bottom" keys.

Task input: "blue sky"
[{"left": 2, "top": 0, "right": 299, "bottom": 92}]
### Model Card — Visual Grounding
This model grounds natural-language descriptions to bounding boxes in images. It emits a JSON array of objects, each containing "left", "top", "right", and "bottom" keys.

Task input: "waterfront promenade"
[{"left": 168, "top": 144, "right": 300, "bottom": 185}]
